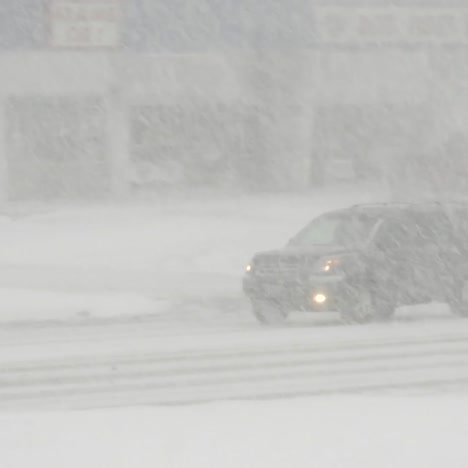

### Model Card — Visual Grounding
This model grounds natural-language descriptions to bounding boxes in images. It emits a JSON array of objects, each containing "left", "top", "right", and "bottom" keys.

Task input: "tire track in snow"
[{"left": 2, "top": 321, "right": 468, "bottom": 409}]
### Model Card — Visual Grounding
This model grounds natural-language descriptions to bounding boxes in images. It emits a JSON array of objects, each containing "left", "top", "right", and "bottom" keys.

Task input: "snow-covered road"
[
  {"left": 2, "top": 189, "right": 468, "bottom": 412},
  {"left": 2, "top": 306, "right": 468, "bottom": 410},
  {"left": 3, "top": 190, "right": 468, "bottom": 467}
]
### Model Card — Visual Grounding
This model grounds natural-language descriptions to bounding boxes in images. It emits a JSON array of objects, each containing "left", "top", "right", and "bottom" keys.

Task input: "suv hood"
[{"left": 254, "top": 245, "right": 357, "bottom": 260}]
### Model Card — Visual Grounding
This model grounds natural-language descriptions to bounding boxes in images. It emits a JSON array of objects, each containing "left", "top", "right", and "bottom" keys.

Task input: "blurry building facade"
[{"left": 0, "top": 0, "right": 468, "bottom": 200}]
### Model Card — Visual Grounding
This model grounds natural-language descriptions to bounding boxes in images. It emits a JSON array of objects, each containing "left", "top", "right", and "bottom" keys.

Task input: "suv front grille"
[{"left": 254, "top": 255, "right": 310, "bottom": 277}]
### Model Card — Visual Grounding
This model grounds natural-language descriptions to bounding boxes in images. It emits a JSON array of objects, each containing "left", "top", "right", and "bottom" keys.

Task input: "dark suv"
[{"left": 243, "top": 202, "right": 468, "bottom": 324}]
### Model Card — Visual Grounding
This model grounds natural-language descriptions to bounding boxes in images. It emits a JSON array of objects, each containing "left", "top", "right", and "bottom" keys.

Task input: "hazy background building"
[{"left": 1, "top": 0, "right": 468, "bottom": 200}]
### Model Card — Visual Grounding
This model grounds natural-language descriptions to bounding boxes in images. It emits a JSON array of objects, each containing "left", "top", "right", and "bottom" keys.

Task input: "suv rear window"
[{"left": 375, "top": 211, "right": 457, "bottom": 251}]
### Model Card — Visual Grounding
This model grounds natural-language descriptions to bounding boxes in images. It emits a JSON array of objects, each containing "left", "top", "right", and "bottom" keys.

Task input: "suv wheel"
[
  {"left": 338, "top": 286, "right": 395, "bottom": 324},
  {"left": 251, "top": 299, "right": 288, "bottom": 325},
  {"left": 449, "top": 278, "right": 468, "bottom": 317}
]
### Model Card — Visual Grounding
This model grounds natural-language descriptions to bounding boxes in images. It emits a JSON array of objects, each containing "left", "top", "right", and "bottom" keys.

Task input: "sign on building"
[
  {"left": 314, "top": 7, "right": 468, "bottom": 45},
  {"left": 49, "top": 0, "right": 121, "bottom": 48}
]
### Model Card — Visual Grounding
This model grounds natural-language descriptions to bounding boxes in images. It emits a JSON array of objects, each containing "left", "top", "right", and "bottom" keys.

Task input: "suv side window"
[
  {"left": 412, "top": 212, "right": 459, "bottom": 252},
  {"left": 453, "top": 207, "right": 468, "bottom": 251},
  {"left": 373, "top": 218, "right": 416, "bottom": 251}
]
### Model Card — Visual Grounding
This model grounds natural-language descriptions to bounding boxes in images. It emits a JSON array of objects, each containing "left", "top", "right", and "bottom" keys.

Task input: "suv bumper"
[{"left": 243, "top": 274, "right": 346, "bottom": 312}]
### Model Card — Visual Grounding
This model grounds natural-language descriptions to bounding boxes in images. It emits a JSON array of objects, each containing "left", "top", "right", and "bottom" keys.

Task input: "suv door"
[
  {"left": 412, "top": 211, "right": 462, "bottom": 301},
  {"left": 371, "top": 215, "right": 430, "bottom": 305},
  {"left": 449, "top": 206, "right": 468, "bottom": 274}
]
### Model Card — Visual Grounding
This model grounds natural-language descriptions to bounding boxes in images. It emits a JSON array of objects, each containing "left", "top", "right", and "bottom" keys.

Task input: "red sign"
[{"left": 50, "top": 0, "right": 121, "bottom": 48}]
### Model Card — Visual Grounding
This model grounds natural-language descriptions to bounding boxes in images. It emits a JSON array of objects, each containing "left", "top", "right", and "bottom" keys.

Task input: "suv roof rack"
[
  {"left": 352, "top": 201, "right": 468, "bottom": 209},
  {"left": 350, "top": 202, "right": 413, "bottom": 208}
]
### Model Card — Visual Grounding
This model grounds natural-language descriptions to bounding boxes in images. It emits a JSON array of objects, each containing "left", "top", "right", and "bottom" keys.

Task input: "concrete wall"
[
  {"left": 0, "top": 46, "right": 466, "bottom": 200},
  {"left": 0, "top": 50, "right": 315, "bottom": 199},
  {"left": 0, "top": 94, "right": 6, "bottom": 201}
]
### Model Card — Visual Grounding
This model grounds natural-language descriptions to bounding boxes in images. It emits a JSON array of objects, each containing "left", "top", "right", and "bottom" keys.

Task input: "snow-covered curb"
[{"left": 0, "top": 289, "right": 164, "bottom": 323}]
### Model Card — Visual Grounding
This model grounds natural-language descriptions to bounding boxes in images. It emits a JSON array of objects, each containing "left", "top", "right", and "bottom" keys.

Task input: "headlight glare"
[{"left": 312, "top": 257, "right": 341, "bottom": 274}]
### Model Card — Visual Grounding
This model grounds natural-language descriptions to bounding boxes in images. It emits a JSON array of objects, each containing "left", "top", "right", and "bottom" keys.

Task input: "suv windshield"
[{"left": 289, "top": 213, "right": 378, "bottom": 248}]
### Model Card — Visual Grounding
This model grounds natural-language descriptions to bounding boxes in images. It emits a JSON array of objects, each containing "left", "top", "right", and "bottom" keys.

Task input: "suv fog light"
[{"left": 313, "top": 293, "right": 327, "bottom": 304}]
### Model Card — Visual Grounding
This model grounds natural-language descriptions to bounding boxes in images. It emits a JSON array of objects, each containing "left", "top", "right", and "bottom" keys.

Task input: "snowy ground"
[
  {"left": 2, "top": 398, "right": 468, "bottom": 468},
  {"left": 2, "top": 184, "right": 468, "bottom": 467}
]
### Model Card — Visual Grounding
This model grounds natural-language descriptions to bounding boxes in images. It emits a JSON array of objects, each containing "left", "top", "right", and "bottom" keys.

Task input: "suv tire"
[
  {"left": 338, "top": 285, "right": 395, "bottom": 324},
  {"left": 449, "top": 278, "right": 468, "bottom": 317},
  {"left": 251, "top": 299, "right": 289, "bottom": 325}
]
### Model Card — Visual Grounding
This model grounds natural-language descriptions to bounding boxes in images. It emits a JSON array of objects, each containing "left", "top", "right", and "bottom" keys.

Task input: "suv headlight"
[{"left": 311, "top": 257, "right": 342, "bottom": 274}]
